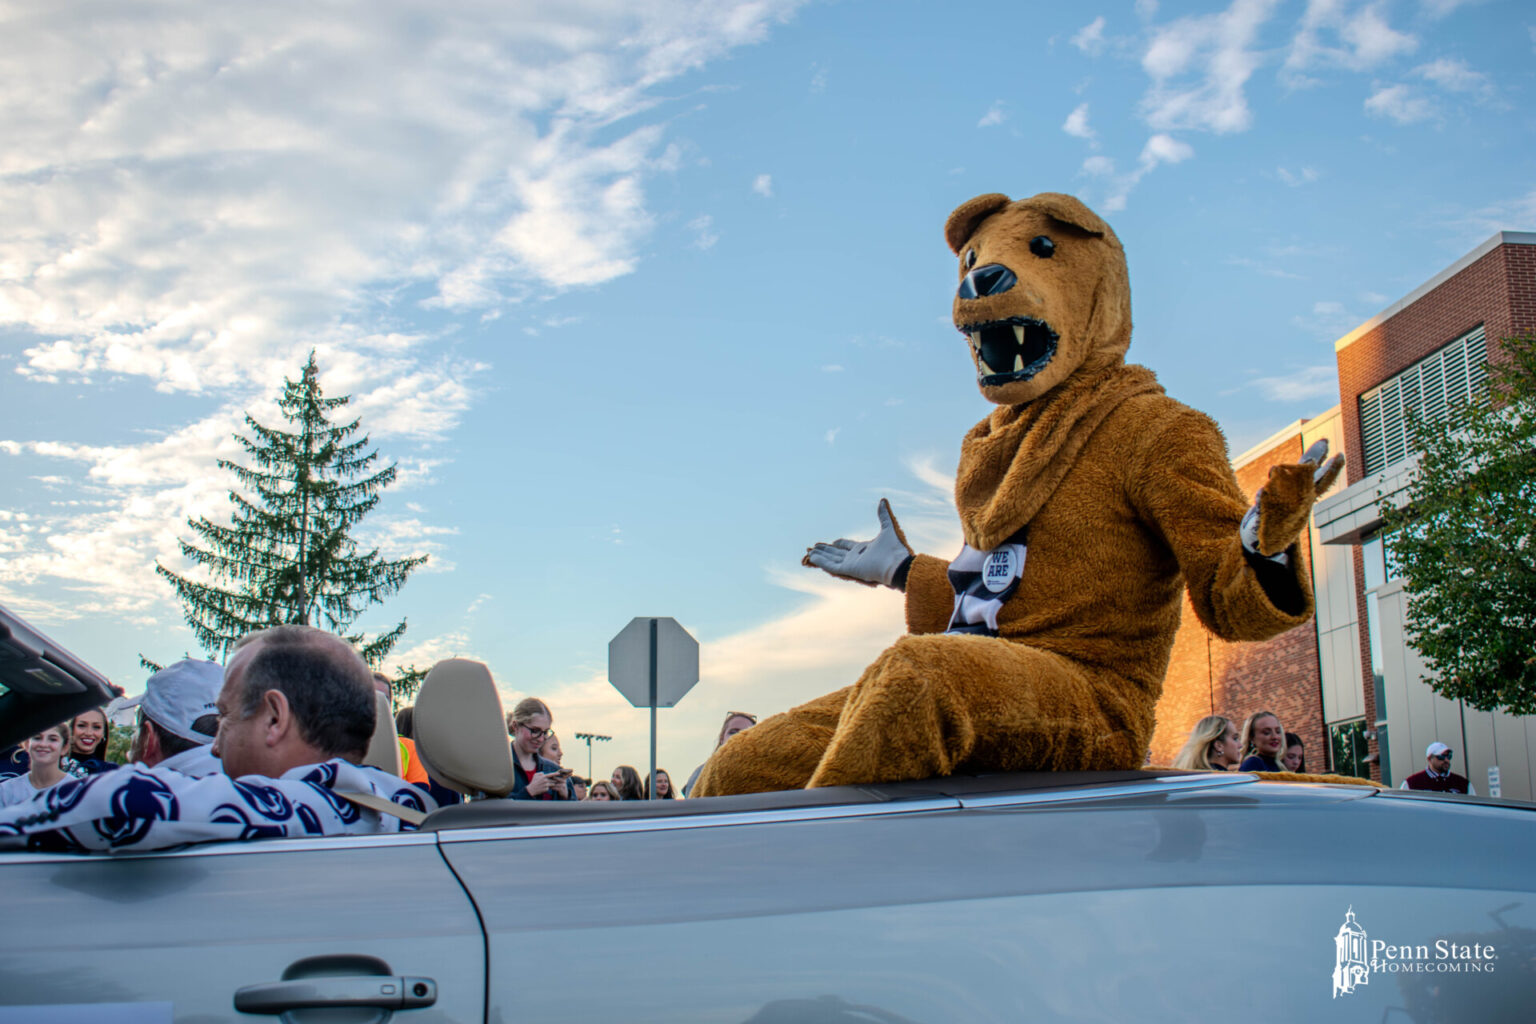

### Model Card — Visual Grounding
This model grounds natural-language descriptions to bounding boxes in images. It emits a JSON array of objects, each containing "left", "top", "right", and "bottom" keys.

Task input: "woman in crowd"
[
  {"left": 683, "top": 711, "right": 758, "bottom": 796},
  {"left": 1171, "top": 715, "right": 1242, "bottom": 771},
  {"left": 541, "top": 730, "right": 586, "bottom": 800},
  {"left": 0, "top": 723, "right": 76, "bottom": 806},
  {"left": 1238, "top": 710, "right": 1287, "bottom": 772},
  {"left": 646, "top": 768, "right": 677, "bottom": 799},
  {"left": 508, "top": 698, "right": 574, "bottom": 800},
  {"left": 68, "top": 708, "right": 118, "bottom": 773},
  {"left": 1282, "top": 732, "right": 1306, "bottom": 773},
  {"left": 584, "top": 780, "right": 621, "bottom": 801},
  {"left": 611, "top": 765, "right": 645, "bottom": 801}
]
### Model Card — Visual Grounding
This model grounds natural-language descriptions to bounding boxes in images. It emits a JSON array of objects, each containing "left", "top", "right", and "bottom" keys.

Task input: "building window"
[
  {"left": 1329, "top": 719, "right": 1369, "bottom": 778},
  {"left": 1360, "top": 530, "right": 1400, "bottom": 591},
  {"left": 1358, "top": 324, "right": 1488, "bottom": 476}
]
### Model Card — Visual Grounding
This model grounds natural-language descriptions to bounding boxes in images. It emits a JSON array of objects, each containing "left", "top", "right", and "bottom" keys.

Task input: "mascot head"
[{"left": 945, "top": 192, "right": 1132, "bottom": 405}]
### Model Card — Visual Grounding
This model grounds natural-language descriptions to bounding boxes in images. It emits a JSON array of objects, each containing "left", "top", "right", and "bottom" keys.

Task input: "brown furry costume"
[{"left": 693, "top": 192, "right": 1341, "bottom": 797}]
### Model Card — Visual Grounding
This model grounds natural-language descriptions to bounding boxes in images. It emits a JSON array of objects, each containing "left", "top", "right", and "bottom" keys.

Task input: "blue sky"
[{"left": 2, "top": 0, "right": 1533, "bottom": 781}]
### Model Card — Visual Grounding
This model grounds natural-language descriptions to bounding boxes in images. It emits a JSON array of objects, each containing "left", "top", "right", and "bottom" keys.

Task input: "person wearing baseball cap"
[
  {"left": 117, "top": 659, "right": 224, "bottom": 778},
  {"left": 1400, "top": 741, "right": 1475, "bottom": 795}
]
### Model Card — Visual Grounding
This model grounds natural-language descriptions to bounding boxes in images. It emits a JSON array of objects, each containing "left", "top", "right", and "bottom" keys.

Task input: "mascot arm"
[
  {"left": 1133, "top": 410, "right": 1318, "bottom": 642},
  {"left": 902, "top": 554, "right": 955, "bottom": 634}
]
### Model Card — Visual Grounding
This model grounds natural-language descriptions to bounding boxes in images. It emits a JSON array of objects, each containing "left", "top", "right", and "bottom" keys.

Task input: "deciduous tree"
[{"left": 1381, "top": 333, "right": 1536, "bottom": 714}]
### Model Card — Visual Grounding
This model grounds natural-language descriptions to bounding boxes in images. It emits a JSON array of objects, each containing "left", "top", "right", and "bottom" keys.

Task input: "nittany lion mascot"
[{"left": 693, "top": 192, "right": 1342, "bottom": 796}]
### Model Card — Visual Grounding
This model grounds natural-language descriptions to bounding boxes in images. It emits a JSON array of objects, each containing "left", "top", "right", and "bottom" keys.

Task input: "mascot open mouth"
[{"left": 961, "top": 317, "right": 1059, "bottom": 385}]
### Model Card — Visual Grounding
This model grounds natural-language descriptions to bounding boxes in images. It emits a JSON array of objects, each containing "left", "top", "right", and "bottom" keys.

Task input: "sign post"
[{"left": 608, "top": 617, "right": 699, "bottom": 798}]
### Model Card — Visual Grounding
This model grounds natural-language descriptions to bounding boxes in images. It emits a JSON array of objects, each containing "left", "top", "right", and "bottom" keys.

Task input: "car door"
[
  {"left": 1, "top": 831, "right": 483, "bottom": 1024},
  {"left": 440, "top": 782, "right": 1536, "bottom": 1024}
]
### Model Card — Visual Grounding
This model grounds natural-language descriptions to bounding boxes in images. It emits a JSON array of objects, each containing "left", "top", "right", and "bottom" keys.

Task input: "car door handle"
[{"left": 233, "top": 976, "right": 437, "bottom": 1014}]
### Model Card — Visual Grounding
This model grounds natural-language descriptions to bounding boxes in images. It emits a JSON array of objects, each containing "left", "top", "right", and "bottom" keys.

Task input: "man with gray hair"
[
  {"left": 117, "top": 658, "right": 224, "bottom": 777},
  {"left": 0, "top": 626, "right": 432, "bottom": 853}
]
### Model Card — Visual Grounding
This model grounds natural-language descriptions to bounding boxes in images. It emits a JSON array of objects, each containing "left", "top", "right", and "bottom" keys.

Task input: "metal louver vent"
[{"left": 1359, "top": 325, "right": 1488, "bottom": 475}]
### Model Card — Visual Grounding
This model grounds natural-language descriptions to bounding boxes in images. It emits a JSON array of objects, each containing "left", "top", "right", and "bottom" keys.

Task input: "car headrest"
[
  {"left": 413, "top": 658, "right": 516, "bottom": 798},
  {"left": 362, "top": 689, "right": 401, "bottom": 776}
]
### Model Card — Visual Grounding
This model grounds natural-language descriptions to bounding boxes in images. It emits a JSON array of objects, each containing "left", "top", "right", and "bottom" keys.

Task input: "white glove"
[
  {"left": 804, "top": 499, "right": 913, "bottom": 589},
  {"left": 1240, "top": 438, "right": 1340, "bottom": 567}
]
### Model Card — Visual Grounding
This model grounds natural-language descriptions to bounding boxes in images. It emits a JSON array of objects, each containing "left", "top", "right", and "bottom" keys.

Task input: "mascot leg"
[
  {"left": 691, "top": 687, "right": 850, "bottom": 797},
  {"left": 806, "top": 634, "right": 1150, "bottom": 789}
]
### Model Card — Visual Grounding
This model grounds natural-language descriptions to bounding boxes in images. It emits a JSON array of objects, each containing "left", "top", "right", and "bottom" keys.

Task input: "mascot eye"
[
  {"left": 964, "top": 248, "right": 977, "bottom": 270},
  {"left": 1029, "top": 235, "right": 1055, "bottom": 259}
]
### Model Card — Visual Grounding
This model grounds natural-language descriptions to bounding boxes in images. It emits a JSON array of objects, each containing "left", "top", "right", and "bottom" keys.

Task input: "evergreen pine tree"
[{"left": 157, "top": 352, "right": 427, "bottom": 684}]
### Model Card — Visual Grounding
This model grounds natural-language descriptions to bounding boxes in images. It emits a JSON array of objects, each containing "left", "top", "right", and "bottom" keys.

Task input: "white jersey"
[
  {"left": 156, "top": 743, "right": 223, "bottom": 778},
  {"left": 0, "top": 759, "right": 434, "bottom": 853},
  {"left": 0, "top": 772, "right": 67, "bottom": 808}
]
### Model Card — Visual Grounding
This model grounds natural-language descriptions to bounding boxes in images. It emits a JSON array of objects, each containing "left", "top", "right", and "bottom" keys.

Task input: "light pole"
[{"left": 574, "top": 732, "right": 611, "bottom": 783}]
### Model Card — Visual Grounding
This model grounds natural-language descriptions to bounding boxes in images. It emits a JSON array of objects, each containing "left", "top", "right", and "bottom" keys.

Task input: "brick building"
[
  {"left": 1153, "top": 231, "right": 1536, "bottom": 796},
  {"left": 1148, "top": 410, "right": 1351, "bottom": 772}
]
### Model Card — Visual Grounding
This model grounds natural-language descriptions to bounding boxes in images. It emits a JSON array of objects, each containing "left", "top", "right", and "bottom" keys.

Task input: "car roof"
[{"left": 0, "top": 602, "right": 120, "bottom": 749}]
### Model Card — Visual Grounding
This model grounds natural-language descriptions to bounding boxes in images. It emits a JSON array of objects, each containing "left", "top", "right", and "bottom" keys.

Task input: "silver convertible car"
[{"left": 3, "top": 607, "right": 1534, "bottom": 1024}]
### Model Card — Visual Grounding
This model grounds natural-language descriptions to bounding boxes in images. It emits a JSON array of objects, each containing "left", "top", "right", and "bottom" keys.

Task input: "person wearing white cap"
[
  {"left": 1400, "top": 741, "right": 1475, "bottom": 795},
  {"left": 117, "top": 659, "right": 225, "bottom": 778},
  {"left": 0, "top": 625, "right": 432, "bottom": 854}
]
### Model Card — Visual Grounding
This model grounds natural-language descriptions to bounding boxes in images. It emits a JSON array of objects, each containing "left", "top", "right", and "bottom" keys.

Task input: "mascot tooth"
[{"left": 693, "top": 192, "right": 1343, "bottom": 797}]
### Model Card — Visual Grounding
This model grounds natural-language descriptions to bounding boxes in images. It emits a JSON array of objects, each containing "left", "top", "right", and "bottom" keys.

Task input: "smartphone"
[{"left": 547, "top": 767, "right": 573, "bottom": 777}]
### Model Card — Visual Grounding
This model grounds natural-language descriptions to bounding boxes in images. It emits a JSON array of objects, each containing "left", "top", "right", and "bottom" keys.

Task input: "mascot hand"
[
  {"left": 803, "top": 498, "right": 913, "bottom": 588},
  {"left": 1240, "top": 438, "right": 1345, "bottom": 564}
]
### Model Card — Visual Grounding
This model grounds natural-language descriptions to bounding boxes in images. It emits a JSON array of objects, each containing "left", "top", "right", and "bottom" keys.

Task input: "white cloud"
[
  {"left": 1462, "top": 188, "right": 1536, "bottom": 238},
  {"left": 2, "top": 2, "right": 805, "bottom": 393},
  {"left": 1364, "top": 82, "right": 1435, "bottom": 123},
  {"left": 385, "top": 630, "right": 479, "bottom": 676},
  {"left": 1081, "top": 155, "right": 1117, "bottom": 177},
  {"left": 688, "top": 214, "right": 720, "bottom": 250},
  {"left": 1251, "top": 365, "right": 1338, "bottom": 402},
  {"left": 1277, "top": 165, "right": 1320, "bottom": 186},
  {"left": 1140, "top": 0, "right": 1280, "bottom": 134},
  {"left": 0, "top": 1, "right": 807, "bottom": 621},
  {"left": 0, "top": 386, "right": 453, "bottom": 621},
  {"left": 1415, "top": 57, "right": 1494, "bottom": 99},
  {"left": 1136, "top": 0, "right": 1160, "bottom": 19},
  {"left": 821, "top": 364, "right": 844, "bottom": 372},
  {"left": 1072, "top": 16, "right": 1108, "bottom": 56},
  {"left": 1284, "top": 0, "right": 1418, "bottom": 86},
  {"left": 752, "top": 173, "right": 775, "bottom": 197},
  {"left": 978, "top": 101, "right": 1007, "bottom": 128},
  {"left": 1292, "top": 299, "right": 1362, "bottom": 340},
  {"left": 1097, "top": 133, "right": 1195, "bottom": 212},
  {"left": 1419, "top": 0, "right": 1479, "bottom": 19},
  {"left": 825, "top": 427, "right": 840, "bottom": 445},
  {"left": 1062, "top": 103, "right": 1096, "bottom": 142},
  {"left": 1140, "top": 133, "right": 1194, "bottom": 166}
]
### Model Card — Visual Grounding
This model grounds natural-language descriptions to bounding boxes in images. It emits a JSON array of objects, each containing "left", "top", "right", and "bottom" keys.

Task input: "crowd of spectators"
[
  {"left": 1, "top": 619, "right": 1477, "bottom": 855},
  {"left": 3, "top": 645, "right": 760, "bottom": 820}
]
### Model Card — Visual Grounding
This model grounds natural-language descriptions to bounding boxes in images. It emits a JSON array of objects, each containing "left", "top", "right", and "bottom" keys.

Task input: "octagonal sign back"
[{"left": 607, "top": 616, "right": 700, "bottom": 708}]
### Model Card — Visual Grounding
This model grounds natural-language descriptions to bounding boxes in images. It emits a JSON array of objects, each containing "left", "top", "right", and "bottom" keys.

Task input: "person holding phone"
[{"left": 507, "top": 697, "right": 574, "bottom": 800}]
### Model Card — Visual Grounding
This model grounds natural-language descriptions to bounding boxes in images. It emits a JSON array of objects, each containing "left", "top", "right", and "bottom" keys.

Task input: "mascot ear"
[
  {"left": 1025, "top": 192, "right": 1111, "bottom": 238},
  {"left": 945, "top": 193, "right": 1011, "bottom": 254}
]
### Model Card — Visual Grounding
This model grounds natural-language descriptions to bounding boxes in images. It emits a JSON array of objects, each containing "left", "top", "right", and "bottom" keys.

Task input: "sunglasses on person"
[
  {"left": 726, "top": 712, "right": 758, "bottom": 724},
  {"left": 1431, "top": 751, "right": 1453, "bottom": 761}
]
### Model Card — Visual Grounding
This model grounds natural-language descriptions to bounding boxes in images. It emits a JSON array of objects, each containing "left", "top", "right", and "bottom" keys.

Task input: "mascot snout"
[{"left": 946, "top": 191, "right": 1131, "bottom": 406}]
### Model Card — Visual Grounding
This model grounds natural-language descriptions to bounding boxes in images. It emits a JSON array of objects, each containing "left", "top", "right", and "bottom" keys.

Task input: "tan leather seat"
[
  {"left": 412, "top": 658, "right": 517, "bottom": 798},
  {"left": 362, "top": 690, "right": 401, "bottom": 776}
]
